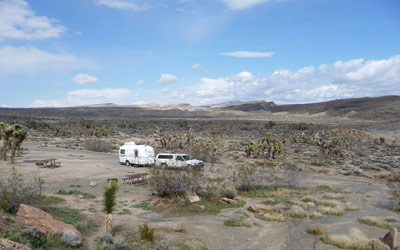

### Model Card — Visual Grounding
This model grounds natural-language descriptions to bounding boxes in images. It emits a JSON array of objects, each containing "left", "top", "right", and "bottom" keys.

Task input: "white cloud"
[
  {"left": 1, "top": 104, "right": 11, "bottom": 108},
  {"left": 216, "top": 0, "right": 269, "bottom": 10},
  {"left": 191, "top": 63, "right": 211, "bottom": 73},
  {"left": 158, "top": 73, "right": 184, "bottom": 84},
  {"left": 31, "top": 55, "right": 400, "bottom": 107},
  {"left": 0, "top": 45, "right": 95, "bottom": 73},
  {"left": 32, "top": 88, "right": 132, "bottom": 107},
  {"left": 0, "top": 0, "right": 66, "bottom": 41},
  {"left": 136, "top": 80, "right": 146, "bottom": 85},
  {"left": 72, "top": 74, "right": 98, "bottom": 84},
  {"left": 220, "top": 51, "right": 274, "bottom": 58},
  {"left": 96, "top": 0, "right": 148, "bottom": 11}
]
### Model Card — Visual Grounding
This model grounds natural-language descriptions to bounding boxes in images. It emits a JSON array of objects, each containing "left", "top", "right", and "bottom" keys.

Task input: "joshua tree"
[
  {"left": 244, "top": 141, "right": 256, "bottom": 158},
  {"left": 103, "top": 181, "right": 119, "bottom": 232},
  {"left": 10, "top": 124, "right": 27, "bottom": 164},
  {"left": 0, "top": 122, "right": 14, "bottom": 161}
]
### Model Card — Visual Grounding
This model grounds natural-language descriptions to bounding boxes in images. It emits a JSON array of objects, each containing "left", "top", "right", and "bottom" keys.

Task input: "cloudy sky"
[{"left": 0, "top": 0, "right": 399, "bottom": 107}]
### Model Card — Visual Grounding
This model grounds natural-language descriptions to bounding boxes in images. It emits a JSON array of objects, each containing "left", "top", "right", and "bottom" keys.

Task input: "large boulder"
[
  {"left": 0, "top": 238, "right": 31, "bottom": 250},
  {"left": 16, "top": 204, "right": 80, "bottom": 236},
  {"left": 382, "top": 227, "right": 400, "bottom": 250}
]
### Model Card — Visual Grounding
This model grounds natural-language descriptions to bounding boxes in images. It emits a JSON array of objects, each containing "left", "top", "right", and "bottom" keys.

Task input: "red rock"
[
  {"left": 0, "top": 238, "right": 31, "bottom": 250},
  {"left": 220, "top": 197, "right": 238, "bottom": 205},
  {"left": 16, "top": 204, "right": 80, "bottom": 236},
  {"left": 248, "top": 204, "right": 275, "bottom": 213}
]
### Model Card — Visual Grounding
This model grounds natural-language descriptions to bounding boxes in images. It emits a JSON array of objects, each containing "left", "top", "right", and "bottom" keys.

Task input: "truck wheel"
[
  {"left": 126, "top": 161, "right": 131, "bottom": 166},
  {"left": 161, "top": 163, "right": 168, "bottom": 169}
]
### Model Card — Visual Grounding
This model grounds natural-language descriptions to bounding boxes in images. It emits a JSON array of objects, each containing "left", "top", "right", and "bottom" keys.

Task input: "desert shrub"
[
  {"left": 289, "top": 122, "right": 309, "bottom": 131},
  {"left": 224, "top": 213, "right": 250, "bottom": 227},
  {"left": 61, "top": 230, "right": 82, "bottom": 247},
  {"left": 219, "top": 188, "right": 237, "bottom": 199},
  {"left": 155, "top": 241, "right": 177, "bottom": 250},
  {"left": 307, "top": 224, "right": 330, "bottom": 235},
  {"left": 139, "top": 223, "right": 154, "bottom": 241},
  {"left": 265, "top": 121, "right": 276, "bottom": 129},
  {"left": 282, "top": 163, "right": 307, "bottom": 188},
  {"left": 387, "top": 170, "right": 400, "bottom": 208},
  {"left": 83, "top": 139, "right": 112, "bottom": 152},
  {"left": 150, "top": 168, "right": 203, "bottom": 197},
  {"left": 99, "top": 233, "right": 132, "bottom": 250},
  {"left": 22, "top": 227, "right": 47, "bottom": 247},
  {"left": 235, "top": 166, "right": 263, "bottom": 191},
  {"left": 0, "top": 167, "right": 43, "bottom": 213}
]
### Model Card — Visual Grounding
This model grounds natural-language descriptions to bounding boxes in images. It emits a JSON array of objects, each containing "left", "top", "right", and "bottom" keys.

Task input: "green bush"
[{"left": 139, "top": 223, "right": 154, "bottom": 241}]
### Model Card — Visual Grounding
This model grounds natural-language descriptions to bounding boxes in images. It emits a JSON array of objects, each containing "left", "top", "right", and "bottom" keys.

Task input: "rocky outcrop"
[
  {"left": 382, "top": 227, "right": 400, "bottom": 250},
  {"left": 0, "top": 238, "right": 31, "bottom": 250},
  {"left": 16, "top": 204, "right": 80, "bottom": 236}
]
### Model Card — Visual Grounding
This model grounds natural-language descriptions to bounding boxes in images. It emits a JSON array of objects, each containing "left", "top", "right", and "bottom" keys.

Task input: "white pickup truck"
[{"left": 155, "top": 153, "right": 204, "bottom": 169}]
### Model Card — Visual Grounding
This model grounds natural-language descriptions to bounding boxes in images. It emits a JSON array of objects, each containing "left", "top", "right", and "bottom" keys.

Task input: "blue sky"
[{"left": 0, "top": 0, "right": 399, "bottom": 107}]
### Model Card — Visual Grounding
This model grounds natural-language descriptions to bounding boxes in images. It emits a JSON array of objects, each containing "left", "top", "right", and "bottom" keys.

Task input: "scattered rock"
[
  {"left": 0, "top": 238, "right": 31, "bottom": 250},
  {"left": 306, "top": 202, "right": 315, "bottom": 208},
  {"left": 220, "top": 197, "right": 238, "bottom": 205},
  {"left": 61, "top": 230, "right": 82, "bottom": 247},
  {"left": 185, "top": 193, "right": 200, "bottom": 203},
  {"left": 382, "top": 227, "right": 400, "bottom": 250},
  {"left": 248, "top": 204, "right": 275, "bottom": 213},
  {"left": 89, "top": 182, "right": 97, "bottom": 187},
  {"left": 16, "top": 204, "right": 80, "bottom": 236}
]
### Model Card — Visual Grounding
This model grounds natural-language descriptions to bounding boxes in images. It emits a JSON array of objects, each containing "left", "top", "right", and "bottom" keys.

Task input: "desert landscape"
[{"left": 0, "top": 96, "right": 399, "bottom": 250}]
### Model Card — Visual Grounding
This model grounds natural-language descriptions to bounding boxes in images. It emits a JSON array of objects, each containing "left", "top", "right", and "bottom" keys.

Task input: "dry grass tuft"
[
  {"left": 322, "top": 193, "right": 344, "bottom": 200},
  {"left": 257, "top": 213, "right": 286, "bottom": 222},
  {"left": 284, "top": 205, "right": 307, "bottom": 218},
  {"left": 319, "top": 206, "right": 345, "bottom": 216},
  {"left": 358, "top": 216, "right": 400, "bottom": 231},
  {"left": 307, "top": 224, "right": 330, "bottom": 235},
  {"left": 309, "top": 212, "right": 323, "bottom": 219},
  {"left": 344, "top": 202, "right": 358, "bottom": 211},
  {"left": 321, "top": 228, "right": 390, "bottom": 250}
]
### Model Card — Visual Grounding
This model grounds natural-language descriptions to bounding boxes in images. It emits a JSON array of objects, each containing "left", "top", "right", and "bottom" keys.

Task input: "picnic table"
[
  {"left": 35, "top": 159, "right": 61, "bottom": 168},
  {"left": 123, "top": 173, "right": 149, "bottom": 185}
]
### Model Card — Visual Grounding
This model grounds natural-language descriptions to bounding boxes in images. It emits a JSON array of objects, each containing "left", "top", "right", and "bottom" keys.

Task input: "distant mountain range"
[{"left": 0, "top": 96, "right": 399, "bottom": 121}]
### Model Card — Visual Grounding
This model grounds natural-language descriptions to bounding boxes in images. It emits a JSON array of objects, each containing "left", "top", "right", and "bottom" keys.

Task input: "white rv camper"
[{"left": 119, "top": 142, "right": 155, "bottom": 167}]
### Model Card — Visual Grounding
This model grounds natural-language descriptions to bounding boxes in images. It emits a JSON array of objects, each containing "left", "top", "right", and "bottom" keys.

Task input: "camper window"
[
  {"left": 134, "top": 150, "right": 139, "bottom": 157},
  {"left": 120, "top": 149, "right": 125, "bottom": 154}
]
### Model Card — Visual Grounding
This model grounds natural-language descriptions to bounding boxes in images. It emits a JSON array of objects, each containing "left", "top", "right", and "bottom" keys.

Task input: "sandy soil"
[{"left": 0, "top": 142, "right": 398, "bottom": 250}]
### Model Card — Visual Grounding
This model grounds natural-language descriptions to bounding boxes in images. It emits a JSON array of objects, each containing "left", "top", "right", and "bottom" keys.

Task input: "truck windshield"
[{"left": 182, "top": 155, "right": 192, "bottom": 161}]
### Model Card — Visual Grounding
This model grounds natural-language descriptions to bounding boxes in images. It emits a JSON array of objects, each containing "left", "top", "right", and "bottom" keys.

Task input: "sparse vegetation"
[
  {"left": 321, "top": 228, "right": 390, "bottom": 250},
  {"left": 387, "top": 170, "right": 400, "bottom": 209},
  {"left": 83, "top": 139, "right": 112, "bottom": 152},
  {"left": 358, "top": 216, "right": 400, "bottom": 231},
  {"left": 0, "top": 167, "right": 43, "bottom": 214},
  {"left": 139, "top": 223, "right": 154, "bottom": 241},
  {"left": 56, "top": 189, "right": 96, "bottom": 199},
  {"left": 307, "top": 224, "right": 330, "bottom": 235}
]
